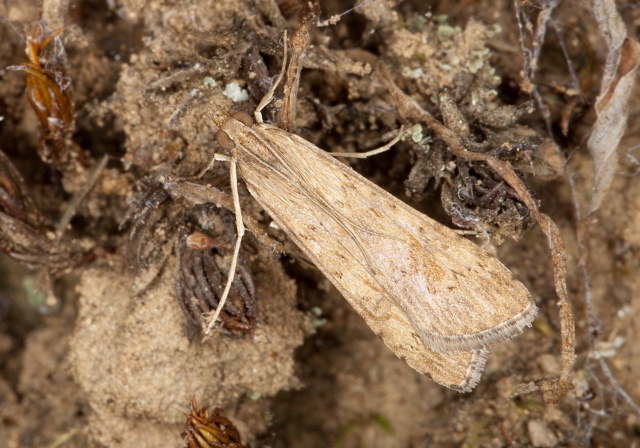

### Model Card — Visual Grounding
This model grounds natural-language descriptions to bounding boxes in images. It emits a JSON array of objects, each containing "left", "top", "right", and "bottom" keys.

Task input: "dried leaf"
[{"left": 587, "top": 0, "right": 640, "bottom": 214}]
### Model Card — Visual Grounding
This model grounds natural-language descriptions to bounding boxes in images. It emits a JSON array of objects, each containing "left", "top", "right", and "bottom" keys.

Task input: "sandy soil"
[{"left": 1, "top": 0, "right": 639, "bottom": 447}]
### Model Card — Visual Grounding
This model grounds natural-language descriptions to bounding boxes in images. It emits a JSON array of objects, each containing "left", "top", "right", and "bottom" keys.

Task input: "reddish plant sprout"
[
  {"left": 7, "top": 20, "right": 84, "bottom": 171},
  {"left": 182, "top": 398, "right": 247, "bottom": 448}
]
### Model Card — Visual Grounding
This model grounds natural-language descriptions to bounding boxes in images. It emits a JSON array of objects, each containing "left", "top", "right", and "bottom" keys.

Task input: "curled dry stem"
[
  {"left": 177, "top": 224, "right": 258, "bottom": 339},
  {"left": 278, "top": 0, "right": 319, "bottom": 132},
  {"left": 378, "top": 63, "right": 575, "bottom": 404}
]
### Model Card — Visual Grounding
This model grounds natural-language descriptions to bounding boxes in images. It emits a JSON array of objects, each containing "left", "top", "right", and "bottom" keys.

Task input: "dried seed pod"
[
  {"left": 176, "top": 210, "right": 257, "bottom": 339},
  {"left": 122, "top": 176, "right": 257, "bottom": 338},
  {"left": 182, "top": 398, "right": 247, "bottom": 448}
]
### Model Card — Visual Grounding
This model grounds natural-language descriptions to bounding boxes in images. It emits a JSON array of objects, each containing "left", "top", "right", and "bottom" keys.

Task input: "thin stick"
[
  {"left": 255, "top": 31, "right": 289, "bottom": 124},
  {"left": 55, "top": 154, "right": 109, "bottom": 237}
]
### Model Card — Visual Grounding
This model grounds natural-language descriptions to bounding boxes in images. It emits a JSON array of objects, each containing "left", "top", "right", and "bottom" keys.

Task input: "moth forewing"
[
  {"left": 228, "top": 121, "right": 538, "bottom": 351},
  {"left": 211, "top": 111, "right": 536, "bottom": 390},
  {"left": 229, "top": 123, "right": 491, "bottom": 391},
  {"left": 250, "top": 172, "right": 492, "bottom": 392}
]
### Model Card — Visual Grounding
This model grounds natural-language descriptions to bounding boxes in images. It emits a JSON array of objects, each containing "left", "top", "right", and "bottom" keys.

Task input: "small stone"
[{"left": 528, "top": 419, "right": 558, "bottom": 447}]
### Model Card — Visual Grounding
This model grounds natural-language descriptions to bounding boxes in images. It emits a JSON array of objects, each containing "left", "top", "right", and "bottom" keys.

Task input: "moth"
[{"left": 167, "top": 36, "right": 537, "bottom": 392}]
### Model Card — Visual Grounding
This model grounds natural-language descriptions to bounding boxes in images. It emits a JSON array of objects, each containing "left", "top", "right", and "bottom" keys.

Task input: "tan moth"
[{"left": 168, "top": 34, "right": 537, "bottom": 392}]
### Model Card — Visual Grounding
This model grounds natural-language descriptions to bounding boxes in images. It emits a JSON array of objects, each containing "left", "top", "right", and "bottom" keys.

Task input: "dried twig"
[
  {"left": 514, "top": 0, "right": 562, "bottom": 151},
  {"left": 55, "top": 155, "right": 109, "bottom": 236}
]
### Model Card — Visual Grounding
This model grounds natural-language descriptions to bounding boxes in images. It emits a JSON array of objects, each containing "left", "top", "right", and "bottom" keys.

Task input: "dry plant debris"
[
  {"left": 121, "top": 175, "right": 259, "bottom": 338},
  {"left": 7, "top": 19, "right": 84, "bottom": 172},
  {"left": 182, "top": 398, "right": 247, "bottom": 448},
  {"left": 576, "top": 0, "right": 640, "bottom": 418},
  {"left": 0, "top": 149, "right": 79, "bottom": 274},
  {"left": 585, "top": 0, "right": 640, "bottom": 215},
  {"left": 177, "top": 223, "right": 258, "bottom": 339}
]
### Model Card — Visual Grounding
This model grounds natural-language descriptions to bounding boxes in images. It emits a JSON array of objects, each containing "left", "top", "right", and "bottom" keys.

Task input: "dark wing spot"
[{"left": 370, "top": 207, "right": 383, "bottom": 218}]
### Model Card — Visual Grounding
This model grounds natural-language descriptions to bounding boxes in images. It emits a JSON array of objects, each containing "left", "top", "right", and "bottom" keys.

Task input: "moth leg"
[
  {"left": 331, "top": 126, "right": 405, "bottom": 158},
  {"left": 197, "top": 153, "right": 232, "bottom": 178},
  {"left": 203, "top": 156, "right": 246, "bottom": 335},
  {"left": 254, "top": 31, "right": 289, "bottom": 124}
]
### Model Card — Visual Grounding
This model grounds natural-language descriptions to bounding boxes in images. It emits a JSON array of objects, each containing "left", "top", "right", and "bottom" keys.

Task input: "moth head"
[{"left": 206, "top": 108, "right": 229, "bottom": 127}]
